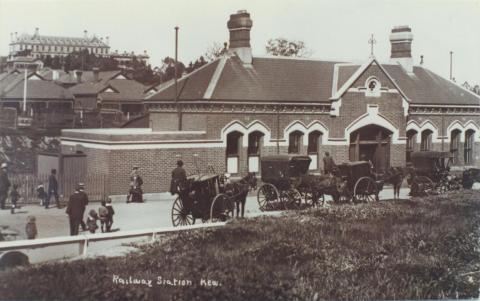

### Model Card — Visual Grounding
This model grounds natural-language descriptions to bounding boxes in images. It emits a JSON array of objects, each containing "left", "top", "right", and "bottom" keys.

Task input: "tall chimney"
[
  {"left": 84, "top": 30, "right": 88, "bottom": 38},
  {"left": 227, "top": 10, "right": 253, "bottom": 65},
  {"left": 92, "top": 67, "right": 100, "bottom": 82},
  {"left": 34, "top": 27, "right": 39, "bottom": 37},
  {"left": 389, "top": 26, "right": 414, "bottom": 73},
  {"left": 75, "top": 70, "right": 83, "bottom": 83}
]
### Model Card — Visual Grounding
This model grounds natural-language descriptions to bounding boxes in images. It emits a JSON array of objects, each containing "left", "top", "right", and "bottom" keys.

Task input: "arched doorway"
[
  {"left": 349, "top": 125, "right": 392, "bottom": 173},
  {"left": 247, "top": 131, "right": 264, "bottom": 173},
  {"left": 226, "top": 131, "right": 243, "bottom": 174},
  {"left": 307, "top": 131, "right": 322, "bottom": 171}
]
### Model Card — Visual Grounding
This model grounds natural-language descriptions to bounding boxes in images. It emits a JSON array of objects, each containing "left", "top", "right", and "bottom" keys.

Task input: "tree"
[
  {"left": 265, "top": 38, "right": 312, "bottom": 57},
  {"left": 204, "top": 42, "right": 227, "bottom": 61}
]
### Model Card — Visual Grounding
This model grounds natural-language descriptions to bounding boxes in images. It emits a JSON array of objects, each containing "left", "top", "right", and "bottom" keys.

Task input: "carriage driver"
[
  {"left": 170, "top": 160, "right": 187, "bottom": 195},
  {"left": 323, "top": 152, "right": 336, "bottom": 175}
]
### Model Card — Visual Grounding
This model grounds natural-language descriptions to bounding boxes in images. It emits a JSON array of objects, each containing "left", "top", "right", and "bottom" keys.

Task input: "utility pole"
[
  {"left": 174, "top": 26, "right": 182, "bottom": 130},
  {"left": 449, "top": 51, "right": 453, "bottom": 81}
]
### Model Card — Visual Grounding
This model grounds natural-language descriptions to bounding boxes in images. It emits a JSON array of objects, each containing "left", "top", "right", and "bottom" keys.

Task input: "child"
[
  {"left": 25, "top": 216, "right": 37, "bottom": 239},
  {"left": 10, "top": 183, "right": 20, "bottom": 214},
  {"left": 98, "top": 201, "right": 108, "bottom": 233},
  {"left": 106, "top": 198, "right": 115, "bottom": 232},
  {"left": 86, "top": 209, "right": 99, "bottom": 234},
  {"left": 36, "top": 184, "right": 47, "bottom": 207}
]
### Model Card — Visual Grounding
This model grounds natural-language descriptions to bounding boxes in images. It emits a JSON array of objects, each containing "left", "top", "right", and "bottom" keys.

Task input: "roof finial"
[{"left": 368, "top": 34, "right": 377, "bottom": 58}]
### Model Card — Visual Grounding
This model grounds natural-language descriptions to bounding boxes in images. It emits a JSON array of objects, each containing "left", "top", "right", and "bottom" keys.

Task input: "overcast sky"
[{"left": 1, "top": 0, "right": 479, "bottom": 85}]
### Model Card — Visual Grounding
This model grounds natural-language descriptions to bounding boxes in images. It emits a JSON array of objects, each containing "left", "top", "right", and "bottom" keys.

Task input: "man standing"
[
  {"left": 170, "top": 160, "right": 187, "bottom": 195},
  {"left": 323, "top": 152, "right": 336, "bottom": 175},
  {"left": 66, "top": 184, "right": 88, "bottom": 236},
  {"left": 0, "top": 163, "right": 11, "bottom": 210},
  {"left": 77, "top": 183, "right": 89, "bottom": 231},
  {"left": 127, "top": 166, "right": 144, "bottom": 203},
  {"left": 45, "top": 169, "right": 60, "bottom": 209}
]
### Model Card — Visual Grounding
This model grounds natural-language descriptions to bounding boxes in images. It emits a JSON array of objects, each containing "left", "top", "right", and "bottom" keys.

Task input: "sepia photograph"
[{"left": 0, "top": 0, "right": 479, "bottom": 300}]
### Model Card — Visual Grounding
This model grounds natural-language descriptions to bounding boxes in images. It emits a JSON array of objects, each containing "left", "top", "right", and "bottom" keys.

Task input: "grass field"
[{"left": 1, "top": 191, "right": 479, "bottom": 301}]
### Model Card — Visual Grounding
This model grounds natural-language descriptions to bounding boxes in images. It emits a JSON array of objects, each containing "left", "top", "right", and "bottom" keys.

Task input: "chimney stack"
[
  {"left": 92, "top": 67, "right": 100, "bottom": 82},
  {"left": 34, "top": 27, "right": 39, "bottom": 37},
  {"left": 75, "top": 70, "right": 83, "bottom": 83},
  {"left": 84, "top": 30, "right": 88, "bottom": 38},
  {"left": 227, "top": 10, "right": 253, "bottom": 65},
  {"left": 389, "top": 26, "right": 414, "bottom": 73}
]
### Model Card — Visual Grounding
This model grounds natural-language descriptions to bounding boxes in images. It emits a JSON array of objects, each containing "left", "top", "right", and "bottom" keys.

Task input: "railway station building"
[{"left": 61, "top": 10, "right": 480, "bottom": 194}]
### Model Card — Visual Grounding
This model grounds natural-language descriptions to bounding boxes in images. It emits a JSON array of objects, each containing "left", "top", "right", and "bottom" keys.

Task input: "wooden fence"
[{"left": 8, "top": 173, "right": 108, "bottom": 204}]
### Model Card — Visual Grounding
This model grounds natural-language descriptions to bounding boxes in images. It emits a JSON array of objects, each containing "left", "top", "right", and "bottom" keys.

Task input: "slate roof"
[
  {"left": 0, "top": 72, "right": 73, "bottom": 100},
  {"left": 146, "top": 54, "right": 480, "bottom": 106},
  {"left": 59, "top": 70, "right": 121, "bottom": 86},
  {"left": 99, "top": 79, "right": 147, "bottom": 102},
  {"left": 68, "top": 71, "right": 147, "bottom": 102}
]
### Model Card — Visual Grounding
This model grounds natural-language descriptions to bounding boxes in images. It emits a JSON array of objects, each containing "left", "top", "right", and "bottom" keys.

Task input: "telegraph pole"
[
  {"left": 449, "top": 51, "right": 453, "bottom": 81},
  {"left": 174, "top": 26, "right": 182, "bottom": 130}
]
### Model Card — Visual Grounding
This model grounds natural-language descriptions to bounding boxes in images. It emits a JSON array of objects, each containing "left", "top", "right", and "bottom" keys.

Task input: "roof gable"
[{"left": 331, "top": 58, "right": 410, "bottom": 101}]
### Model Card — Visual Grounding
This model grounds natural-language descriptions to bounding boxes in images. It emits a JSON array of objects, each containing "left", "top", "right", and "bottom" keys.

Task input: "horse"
[
  {"left": 299, "top": 173, "right": 348, "bottom": 205},
  {"left": 380, "top": 167, "right": 405, "bottom": 199},
  {"left": 462, "top": 168, "right": 480, "bottom": 189},
  {"left": 220, "top": 173, "right": 256, "bottom": 218}
]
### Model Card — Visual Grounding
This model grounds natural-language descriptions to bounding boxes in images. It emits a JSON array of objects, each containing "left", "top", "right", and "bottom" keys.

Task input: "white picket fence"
[{"left": 0, "top": 223, "right": 226, "bottom": 264}]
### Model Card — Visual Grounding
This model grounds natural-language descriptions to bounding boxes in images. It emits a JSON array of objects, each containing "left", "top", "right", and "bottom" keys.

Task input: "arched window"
[
  {"left": 226, "top": 131, "right": 243, "bottom": 174},
  {"left": 307, "top": 131, "right": 322, "bottom": 170},
  {"left": 247, "top": 131, "right": 264, "bottom": 173},
  {"left": 420, "top": 129, "right": 433, "bottom": 151},
  {"left": 406, "top": 129, "right": 417, "bottom": 162},
  {"left": 464, "top": 129, "right": 475, "bottom": 165},
  {"left": 288, "top": 130, "right": 303, "bottom": 154},
  {"left": 450, "top": 129, "right": 461, "bottom": 165}
]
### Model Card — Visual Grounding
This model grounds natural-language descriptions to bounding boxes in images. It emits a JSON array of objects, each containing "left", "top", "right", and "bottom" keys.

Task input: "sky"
[{"left": 0, "top": 0, "right": 479, "bottom": 85}]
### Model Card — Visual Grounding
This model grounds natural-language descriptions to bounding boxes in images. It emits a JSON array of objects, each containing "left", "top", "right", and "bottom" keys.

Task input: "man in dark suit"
[
  {"left": 323, "top": 152, "right": 336, "bottom": 175},
  {"left": 170, "top": 160, "right": 187, "bottom": 195},
  {"left": 0, "top": 163, "right": 10, "bottom": 210},
  {"left": 66, "top": 184, "right": 88, "bottom": 236},
  {"left": 45, "top": 169, "right": 59, "bottom": 209},
  {"left": 78, "top": 183, "right": 89, "bottom": 231}
]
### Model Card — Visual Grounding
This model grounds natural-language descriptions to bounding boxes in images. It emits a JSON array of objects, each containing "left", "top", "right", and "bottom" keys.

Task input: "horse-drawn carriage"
[
  {"left": 256, "top": 155, "right": 310, "bottom": 211},
  {"left": 256, "top": 155, "right": 386, "bottom": 211},
  {"left": 336, "top": 161, "right": 384, "bottom": 202},
  {"left": 407, "top": 151, "right": 460, "bottom": 195},
  {"left": 171, "top": 174, "right": 235, "bottom": 226}
]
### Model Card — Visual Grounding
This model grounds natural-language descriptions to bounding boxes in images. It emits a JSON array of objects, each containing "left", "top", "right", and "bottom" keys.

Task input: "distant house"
[
  {"left": 67, "top": 69, "right": 148, "bottom": 119},
  {"left": 0, "top": 69, "right": 74, "bottom": 128}
]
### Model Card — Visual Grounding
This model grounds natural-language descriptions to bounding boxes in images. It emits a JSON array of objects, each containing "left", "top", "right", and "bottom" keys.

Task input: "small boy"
[
  {"left": 10, "top": 183, "right": 20, "bottom": 214},
  {"left": 105, "top": 198, "right": 115, "bottom": 232},
  {"left": 36, "top": 184, "right": 47, "bottom": 207},
  {"left": 98, "top": 201, "right": 108, "bottom": 233},
  {"left": 25, "top": 216, "right": 38, "bottom": 239},
  {"left": 86, "top": 209, "right": 99, "bottom": 234}
]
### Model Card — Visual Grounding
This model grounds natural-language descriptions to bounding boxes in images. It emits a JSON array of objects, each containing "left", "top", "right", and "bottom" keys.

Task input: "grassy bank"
[{"left": 1, "top": 191, "right": 480, "bottom": 301}]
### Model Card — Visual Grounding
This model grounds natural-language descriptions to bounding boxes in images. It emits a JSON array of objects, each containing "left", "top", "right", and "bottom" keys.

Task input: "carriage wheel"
[
  {"left": 171, "top": 197, "right": 195, "bottom": 227},
  {"left": 210, "top": 193, "right": 235, "bottom": 222},
  {"left": 412, "top": 176, "right": 435, "bottom": 196},
  {"left": 353, "top": 177, "right": 379, "bottom": 203},
  {"left": 282, "top": 188, "right": 302, "bottom": 210},
  {"left": 257, "top": 183, "right": 281, "bottom": 211},
  {"left": 302, "top": 188, "right": 316, "bottom": 207}
]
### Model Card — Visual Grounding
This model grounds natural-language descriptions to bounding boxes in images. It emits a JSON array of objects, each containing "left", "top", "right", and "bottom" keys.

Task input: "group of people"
[
  {"left": 65, "top": 183, "right": 115, "bottom": 236},
  {"left": 35, "top": 169, "right": 61, "bottom": 209}
]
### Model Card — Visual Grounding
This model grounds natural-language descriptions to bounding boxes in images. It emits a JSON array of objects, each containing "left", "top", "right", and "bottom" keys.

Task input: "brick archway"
[{"left": 349, "top": 124, "right": 392, "bottom": 173}]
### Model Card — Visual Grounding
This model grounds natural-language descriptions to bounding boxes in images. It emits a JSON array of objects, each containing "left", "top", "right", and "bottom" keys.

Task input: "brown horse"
[
  {"left": 221, "top": 173, "right": 256, "bottom": 218},
  {"left": 380, "top": 167, "right": 405, "bottom": 199}
]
